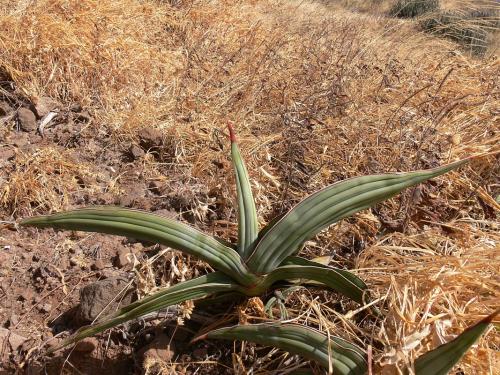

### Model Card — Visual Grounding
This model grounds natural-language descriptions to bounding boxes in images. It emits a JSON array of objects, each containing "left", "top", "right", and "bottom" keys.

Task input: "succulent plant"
[{"left": 21, "top": 123, "right": 474, "bottom": 372}]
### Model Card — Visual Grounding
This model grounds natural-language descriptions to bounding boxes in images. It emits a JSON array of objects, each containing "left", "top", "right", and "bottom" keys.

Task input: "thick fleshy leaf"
[
  {"left": 247, "top": 159, "right": 469, "bottom": 274},
  {"left": 49, "top": 272, "right": 242, "bottom": 353},
  {"left": 228, "top": 123, "right": 259, "bottom": 258},
  {"left": 196, "top": 323, "right": 367, "bottom": 374},
  {"left": 283, "top": 256, "right": 368, "bottom": 292},
  {"left": 259, "top": 263, "right": 366, "bottom": 304},
  {"left": 414, "top": 309, "right": 499, "bottom": 375},
  {"left": 20, "top": 207, "right": 257, "bottom": 286}
]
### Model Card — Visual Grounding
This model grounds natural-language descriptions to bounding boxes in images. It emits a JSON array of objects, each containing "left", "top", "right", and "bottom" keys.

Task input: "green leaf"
[
  {"left": 49, "top": 272, "right": 242, "bottom": 353},
  {"left": 247, "top": 159, "right": 469, "bottom": 274},
  {"left": 260, "top": 263, "right": 367, "bottom": 304},
  {"left": 414, "top": 309, "right": 499, "bottom": 375},
  {"left": 196, "top": 323, "right": 367, "bottom": 374},
  {"left": 228, "top": 123, "right": 259, "bottom": 258},
  {"left": 20, "top": 207, "right": 257, "bottom": 286},
  {"left": 283, "top": 256, "right": 368, "bottom": 292}
]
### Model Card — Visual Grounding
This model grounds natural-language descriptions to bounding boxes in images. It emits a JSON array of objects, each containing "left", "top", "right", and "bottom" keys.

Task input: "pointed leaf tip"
[
  {"left": 227, "top": 122, "right": 237, "bottom": 143},
  {"left": 414, "top": 309, "right": 499, "bottom": 375}
]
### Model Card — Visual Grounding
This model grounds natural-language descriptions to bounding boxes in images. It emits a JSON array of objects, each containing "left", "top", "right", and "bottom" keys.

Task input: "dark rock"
[
  {"left": 129, "top": 144, "right": 145, "bottom": 160},
  {"left": 77, "top": 276, "right": 134, "bottom": 322},
  {"left": 17, "top": 108, "right": 37, "bottom": 132},
  {"left": 73, "top": 337, "right": 98, "bottom": 353}
]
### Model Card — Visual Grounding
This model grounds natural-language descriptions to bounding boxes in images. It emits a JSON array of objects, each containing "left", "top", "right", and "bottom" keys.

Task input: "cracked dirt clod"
[{"left": 77, "top": 276, "right": 134, "bottom": 323}]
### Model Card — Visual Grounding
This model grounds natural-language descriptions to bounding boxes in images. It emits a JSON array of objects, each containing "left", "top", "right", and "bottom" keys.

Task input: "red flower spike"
[{"left": 227, "top": 122, "right": 237, "bottom": 143}]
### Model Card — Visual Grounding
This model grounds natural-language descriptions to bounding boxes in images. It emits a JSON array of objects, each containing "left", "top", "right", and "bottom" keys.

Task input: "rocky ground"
[{"left": 0, "top": 83, "right": 234, "bottom": 374}]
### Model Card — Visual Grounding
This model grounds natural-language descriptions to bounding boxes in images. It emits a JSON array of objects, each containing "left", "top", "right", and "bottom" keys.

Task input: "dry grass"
[
  {"left": 1, "top": 0, "right": 499, "bottom": 373},
  {"left": 0, "top": 147, "right": 97, "bottom": 216}
]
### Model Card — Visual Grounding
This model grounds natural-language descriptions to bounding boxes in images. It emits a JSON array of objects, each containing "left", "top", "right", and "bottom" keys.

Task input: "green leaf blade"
[
  {"left": 261, "top": 262, "right": 367, "bottom": 304},
  {"left": 247, "top": 159, "right": 469, "bottom": 274},
  {"left": 20, "top": 207, "right": 257, "bottom": 286},
  {"left": 228, "top": 123, "right": 259, "bottom": 258},
  {"left": 49, "top": 272, "right": 242, "bottom": 353},
  {"left": 414, "top": 309, "right": 498, "bottom": 375},
  {"left": 199, "top": 323, "right": 367, "bottom": 374}
]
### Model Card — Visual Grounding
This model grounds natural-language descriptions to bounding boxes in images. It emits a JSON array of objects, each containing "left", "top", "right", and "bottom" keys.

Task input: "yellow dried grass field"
[{"left": 0, "top": 0, "right": 498, "bottom": 373}]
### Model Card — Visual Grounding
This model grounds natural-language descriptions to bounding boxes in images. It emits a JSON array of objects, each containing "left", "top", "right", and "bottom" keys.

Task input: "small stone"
[
  {"left": 73, "top": 337, "right": 98, "bottom": 353},
  {"left": 129, "top": 144, "right": 145, "bottom": 160},
  {"left": 17, "top": 108, "right": 37, "bottom": 132},
  {"left": 91, "top": 259, "right": 105, "bottom": 271}
]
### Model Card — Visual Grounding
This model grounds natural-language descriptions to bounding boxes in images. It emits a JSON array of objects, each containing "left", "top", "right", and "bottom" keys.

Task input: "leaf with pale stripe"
[
  {"left": 259, "top": 264, "right": 366, "bottom": 304},
  {"left": 228, "top": 123, "right": 259, "bottom": 258},
  {"left": 196, "top": 323, "right": 367, "bottom": 374},
  {"left": 247, "top": 159, "right": 469, "bottom": 274},
  {"left": 414, "top": 309, "right": 498, "bottom": 375},
  {"left": 49, "top": 272, "right": 242, "bottom": 353},
  {"left": 20, "top": 207, "right": 257, "bottom": 286}
]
